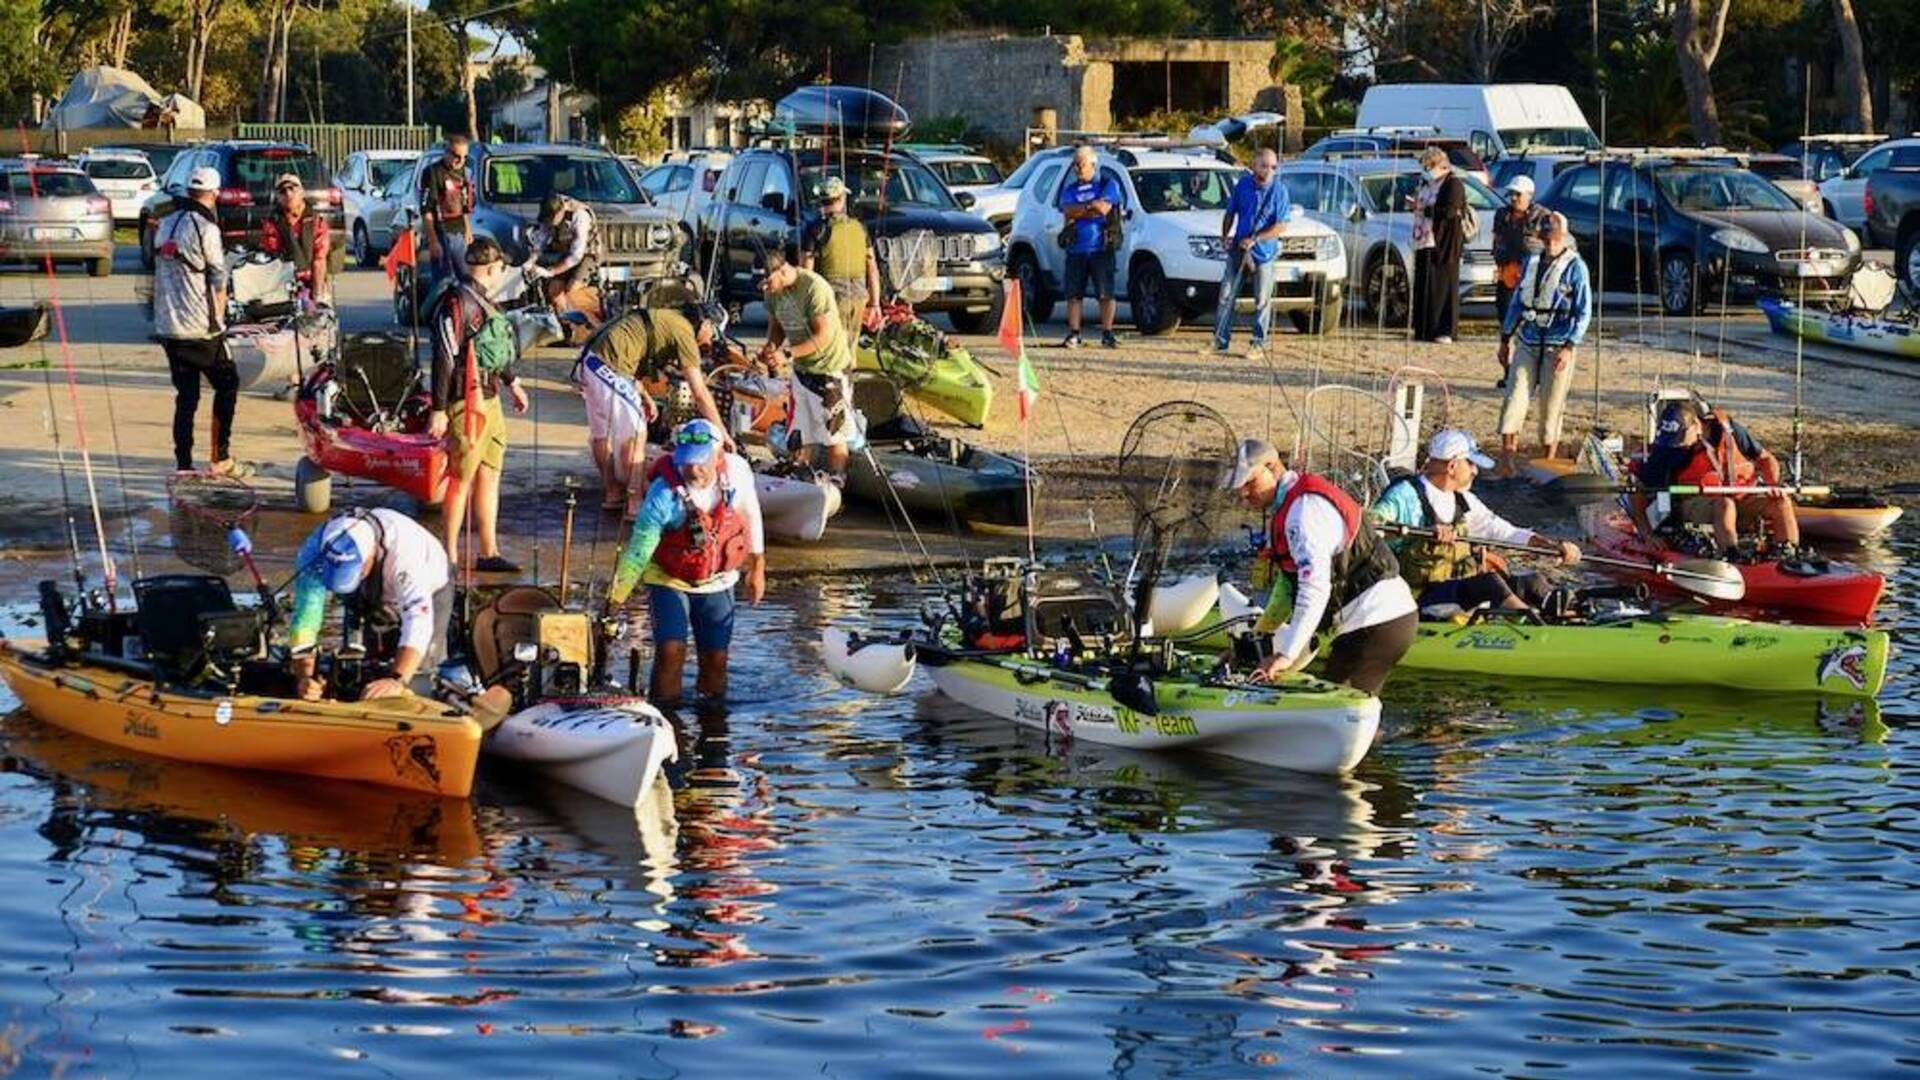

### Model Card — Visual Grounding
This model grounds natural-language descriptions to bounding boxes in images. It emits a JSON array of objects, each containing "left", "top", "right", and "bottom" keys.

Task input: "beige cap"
[{"left": 1221, "top": 437, "right": 1280, "bottom": 489}]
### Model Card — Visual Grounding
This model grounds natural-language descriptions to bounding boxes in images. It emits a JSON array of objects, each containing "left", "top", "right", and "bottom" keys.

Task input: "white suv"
[
  {"left": 1278, "top": 156, "right": 1501, "bottom": 327},
  {"left": 1005, "top": 144, "right": 1348, "bottom": 335}
]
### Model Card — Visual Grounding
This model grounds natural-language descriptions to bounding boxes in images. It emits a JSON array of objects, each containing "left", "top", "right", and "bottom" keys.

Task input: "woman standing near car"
[{"left": 1409, "top": 147, "right": 1467, "bottom": 343}]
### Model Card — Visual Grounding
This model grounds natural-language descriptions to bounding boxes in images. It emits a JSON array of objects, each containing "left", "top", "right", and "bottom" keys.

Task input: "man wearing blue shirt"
[
  {"left": 1057, "top": 146, "right": 1124, "bottom": 349},
  {"left": 1495, "top": 212, "right": 1592, "bottom": 468},
  {"left": 1214, "top": 149, "right": 1291, "bottom": 358}
]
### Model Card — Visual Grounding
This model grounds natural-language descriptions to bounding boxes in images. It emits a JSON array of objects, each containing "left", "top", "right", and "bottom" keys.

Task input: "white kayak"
[{"left": 485, "top": 696, "right": 678, "bottom": 807}]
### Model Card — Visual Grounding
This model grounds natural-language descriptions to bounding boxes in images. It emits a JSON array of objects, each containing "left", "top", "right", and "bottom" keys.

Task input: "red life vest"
[
  {"left": 1679, "top": 408, "right": 1757, "bottom": 487},
  {"left": 644, "top": 456, "right": 750, "bottom": 584},
  {"left": 1259, "top": 472, "right": 1400, "bottom": 627},
  {"left": 1265, "top": 473, "right": 1363, "bottom": 570}
]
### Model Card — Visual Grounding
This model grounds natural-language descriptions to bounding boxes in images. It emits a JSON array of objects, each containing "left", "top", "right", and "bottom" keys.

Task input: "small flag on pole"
[
  {"left": 383, "top": 226, "right": 415, "bottom": 283},
  {"left": 997, "top": 281, "right": 1040, "bottom": 421}
]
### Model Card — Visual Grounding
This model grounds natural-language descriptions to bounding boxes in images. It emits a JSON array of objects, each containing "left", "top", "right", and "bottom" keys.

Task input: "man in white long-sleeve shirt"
[
  {"left": 286, "top": 509, "right": 452, "bottom": 701},
  {"left": 1369, "top": 429, "right": 1581, "bottom": 613},
  {"left": 1224, "top": 439, "right": 1417, "bottom": 694}
]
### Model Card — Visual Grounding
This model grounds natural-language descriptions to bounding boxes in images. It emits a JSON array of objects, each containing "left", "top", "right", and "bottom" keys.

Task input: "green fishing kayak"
[
  {"left": 857, "top": 322, "right": 993, "bottom": 428},
  {"left": 1184, "top": 590, "right": 1889, "bottom": 698}
]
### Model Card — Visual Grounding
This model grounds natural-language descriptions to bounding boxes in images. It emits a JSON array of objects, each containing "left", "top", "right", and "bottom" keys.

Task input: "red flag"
[
  {"left": 997, "top": 280, "right": 1024, "bottom": 361},
  {"left": 383, "top": 226, "right": 415, "bottom": 283}
]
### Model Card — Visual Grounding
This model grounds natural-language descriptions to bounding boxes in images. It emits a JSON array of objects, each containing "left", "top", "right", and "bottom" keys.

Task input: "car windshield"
[
  {"left": 84, "top": 159, "right": 151, "bottom": 180},
  {"left": 797, "top": 157, "right": 956, "bottom": 210},
  {"left": 1357, "top": 170, "right": 1501, "bottom": 211},
  {"left": 1747, "top": 159, "right": 1805, "bottom": 180},
  {"left": 6, "top": 171, "right": 96, "bottom": 198},
  {"left": 1655, "top": 168, "right": 1800, "bottom": 212},
  {"left": 1130, "top": 168, "right": 1235, "bottom": 213},
  {"left": 232, "top": 149, "right": 329, "bottom": 195},
  {"left": 370, "top": 158, "right": 412, "bottom": 189},
  {"left": 1502, "top": 127, "right": 1601, "bottom": 152},
  {"left": 932, "top": 159, "right": 1002, "bottom": 186},
  {"left": 483, "top": 154, "right": 644, "bottom": 204}
]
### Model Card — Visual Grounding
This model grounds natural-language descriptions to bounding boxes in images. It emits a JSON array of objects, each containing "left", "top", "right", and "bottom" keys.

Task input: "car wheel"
[
  {"left": 139, "top": 217, "right": 155, "bottom": 271},
  {"left": 947, "top": 283, "right": 1005, "bottom": 335},
  {"left": 1660, "top": 250, "right": 1697, "bottom": 316},
  {"left": 353, "top": 223, "right": 376, "bottom": 269},
  {"left": 1290, "top": 296, "right": 1342, "bottom": 336},
  {"left": 1363, "top": 251, "right": 1410, "bottom": 328},
  {"left": 294, "top": 457, "right": 332, "bottom": 515},
  {"left": 87, "top": 255, "right": 112, "bottom": 278},
  {"left": 1009, "top": 251, "right": 1055, "bottom": 325},
  {"left": 1127, "top": 259, "right": 1180, "bottom": 336}
]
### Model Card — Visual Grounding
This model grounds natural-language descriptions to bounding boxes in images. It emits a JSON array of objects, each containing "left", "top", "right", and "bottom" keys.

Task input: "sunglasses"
[{"left": 675, "top": 428, "right": 719, "bottom": 447}]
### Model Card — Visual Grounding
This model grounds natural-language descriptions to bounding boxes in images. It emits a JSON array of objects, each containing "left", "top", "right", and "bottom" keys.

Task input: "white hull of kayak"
[
  {"left": 485, "top": 698, "right": 677, "bottom": 807},
  {"left": 924, "top": 661, "right": 1379, "bottom": 775},
  {"left": 756, "top": 471, "right": 842, "bottom": 543},
  {"left": 1796, "top": 503, "right": 1904, "bottom": 543}
]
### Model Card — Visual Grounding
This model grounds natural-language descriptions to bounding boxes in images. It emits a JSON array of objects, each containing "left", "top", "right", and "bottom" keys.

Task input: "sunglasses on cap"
[{"left": 675, "top": 427, "right": 720, "bottom": 447}]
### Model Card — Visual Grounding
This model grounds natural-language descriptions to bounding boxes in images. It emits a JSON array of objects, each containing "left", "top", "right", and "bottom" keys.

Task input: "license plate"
[
  {"left": 912, "top": 276, "right": 952, "bottom": 293},
  {"left": 1275, "top": 266, "right": 1301, "bottom": 283},
  {"left": 601, "top": 265, "right": 631, "bottom": 282},
  {"left": 29, "top": 227, "right": 78, "bottom": 241}
]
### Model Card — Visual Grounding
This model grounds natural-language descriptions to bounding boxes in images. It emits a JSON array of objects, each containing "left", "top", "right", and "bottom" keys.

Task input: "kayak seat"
[
  {"left": 468, "top": 585, "right": 563, "bottom": 687},
  {"left": 336, "top": 332, "right": 423, "bottom": 428},
  {"left": 131, "top": 575, "right": 264, "bottom": 684},
  {"left": 1028, "top": 570, "right": 1128, "bottom": 647}
]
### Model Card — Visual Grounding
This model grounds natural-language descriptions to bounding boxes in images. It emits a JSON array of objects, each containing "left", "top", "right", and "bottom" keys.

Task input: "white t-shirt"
[
  {"left": 361, "top": 509, "right": 450, "bottom": 655},
  {"left": 1273, "top": 481, "right": 1417, "bottom": 661}
]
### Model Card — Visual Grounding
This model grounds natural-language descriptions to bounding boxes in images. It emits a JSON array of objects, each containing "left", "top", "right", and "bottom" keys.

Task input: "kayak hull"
[
  {"left": 845, "top": 442, "right": 1030, "bottom": 526},
  {"left": 1585, "top": 512, "right": 1885, "bottom": 624},
  {"left": 923, "top": 654, "right": 1380, "bottom": 775},
  {"left": 1402, "top": 615, "right": 1888, "bottom": 697},
  {"left": 1758, "top": 297, "right": 1920, "bottom": 359},
  {"left": 485, "top": 697, "right": 677, "bottom": 807},
  {"left": 0, "top": 642, "right": 483, "bottom": 797},
  {"left": 1795, "top": 500, "right": 1904, "bottom": 543},
  {"left": 857, "top": 339, "right": 993, "bottom": 428}
]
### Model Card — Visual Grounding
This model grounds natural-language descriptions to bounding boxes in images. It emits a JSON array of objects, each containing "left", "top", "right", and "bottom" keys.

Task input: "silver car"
[
  {"left": 335, "top": 149, "right": 421, "bottom": 267},
  {"left": 0, "top": 162, "right": 115, "bottom": 277}
]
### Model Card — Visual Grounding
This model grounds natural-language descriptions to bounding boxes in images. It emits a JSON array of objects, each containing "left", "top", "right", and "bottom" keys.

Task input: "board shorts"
[
  {"left": 1064, "top": 251, "right": 1117, "bottom": 301},
  {"left": 580, "top": 350, "right": 656, "bottom": 446},
  {"left": 647, "top": 583, "right": 736, "bottom": 651},
  {"left": 1679, "top": 493, "right": 1767, "bottom": 529},
  {"left": 447, "top": 395, "right": 506, "bottom": 478},
  {"left": 790, "top": 369, "right": 856, "bottom": 449}
]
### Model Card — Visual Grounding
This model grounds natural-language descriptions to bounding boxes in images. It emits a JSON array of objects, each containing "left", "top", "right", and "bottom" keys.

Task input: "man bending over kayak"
[
  {"left": 1370, "top": 429, "right": 1581, "bottom": 614},
  {"left": 606, "top": 419, "right": 766, "bottom": 704},
  {"left": 286, "top": 509, "right": 450, "bottom": 701},
  {"left": 1223, "top": 438, "right": 1417, "bottom": 694}
]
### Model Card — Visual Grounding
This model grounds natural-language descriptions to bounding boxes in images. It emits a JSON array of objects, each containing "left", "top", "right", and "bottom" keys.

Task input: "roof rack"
[
  {"left": 1075, "top": 138, "right": 1237, "bottom": 167},
  {"left": 896, "top": 142, "right": 978, "bottom": 156},
  {"left": 1796, "top": 133, "right": 1889, "bottom": 144},
  {"left": 1332, "top": 125, "right": 1445, "bottom": 137},
  {"left": 1584, "top": 146, "right": 1749, "bottom": 166}
]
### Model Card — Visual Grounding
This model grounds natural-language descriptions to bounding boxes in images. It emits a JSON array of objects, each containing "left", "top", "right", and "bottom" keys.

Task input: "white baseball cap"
[
  {"left": 1504, "top": 174, "right": 1535, "bottom": 196},
  {"left": 1427, "top": 429, "right": 1496, "bottom": 469},
  {"left": 1220, "top": 437, "right": 1281, "bottom": 490},
  {"left": 187, "top": 166, "right": 221, "bottom": 193}
]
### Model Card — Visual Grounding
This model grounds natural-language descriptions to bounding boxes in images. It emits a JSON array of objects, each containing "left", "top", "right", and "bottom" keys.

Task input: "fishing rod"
[
  {"left": 1556, "top": 480, "right": 1920, "bottom": 498},
  {"left": 1376, "top": 522, "right": 1746, "bottom": 601}
]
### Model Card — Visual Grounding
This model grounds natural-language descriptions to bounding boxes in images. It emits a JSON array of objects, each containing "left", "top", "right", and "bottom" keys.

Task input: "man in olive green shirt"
[
  {"left": 579, "top": 304, "right": 727, "bottom": 509},
  {"left": 757, "top": 249, "right": 857, "bottom": 473},
  {"left": 800, "top": 176, "right": 883, "bottom": 346}
]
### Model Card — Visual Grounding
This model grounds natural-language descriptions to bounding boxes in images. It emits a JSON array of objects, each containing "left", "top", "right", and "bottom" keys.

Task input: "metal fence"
[{"left": 235, "top": 124, "right": 440, "bottom": 170}]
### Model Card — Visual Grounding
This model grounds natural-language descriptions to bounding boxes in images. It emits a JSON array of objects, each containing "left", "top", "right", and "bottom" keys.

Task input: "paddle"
[
  {"left": 1548, "top": 477, "right": 1920, "bottom": 500},
  {"left": 1377, "top": 523, "right": 1747, "bottom": 602}
]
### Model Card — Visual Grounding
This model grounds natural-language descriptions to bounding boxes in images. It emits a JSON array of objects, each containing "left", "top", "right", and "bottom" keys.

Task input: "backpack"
[{"left": 455, "top": 287, "right": 517, "bottom": 374}]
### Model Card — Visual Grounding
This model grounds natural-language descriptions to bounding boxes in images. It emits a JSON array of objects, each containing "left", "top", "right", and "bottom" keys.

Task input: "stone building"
[{"left": 874, "top": 33, "right": 1280, "bottom": 147}]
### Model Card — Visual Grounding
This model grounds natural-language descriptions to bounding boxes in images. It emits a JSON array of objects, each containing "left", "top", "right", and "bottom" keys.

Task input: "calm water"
[{"left": 0, "top": 524, "right": 1912, "bottom": 1078}]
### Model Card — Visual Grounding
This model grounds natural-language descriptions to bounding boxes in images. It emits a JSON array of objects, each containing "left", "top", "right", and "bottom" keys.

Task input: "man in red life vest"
[
  {"left": 259, "top": 173, "right": 333, "bottom": 303},
  {"left": 1222, "top": 438, "right": 1417, "bottom": 694},
  {"left": 607, "top": 418, "right": 767, "bottom": 704},
  {"left": 1629, "top": 401, "right": 1802, "bottom": 556}
]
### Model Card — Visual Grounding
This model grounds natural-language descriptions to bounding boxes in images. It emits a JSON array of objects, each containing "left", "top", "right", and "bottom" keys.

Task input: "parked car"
[
  {"left": 335, "top": 149, "right": 422, "bottom": 267},
  {"left": 1355, "top": 83, "right": 1599, "bottom": 163},
  {"left": 1818, "top": 136, "right": 1920, "bottom": 231},
  {"left": 76, "top": 149, "right": 157, "bottom": 224},
  {"left": 953, "top": 150, "right": 1057, "bottom": 236},
  {"left": 388, "top": 142, "right": 684, "bottom": 323},
  {"left": 0, "top": 160, "right": 115, "bottom": 276},
  {"left": 1744, "top": 153, "right": 1824, "bottom": 214},
  {"left": 1279, "top": 156, "right": 1500, "bottom": 327},
  {"left": 1540, "top": 155, "right": 1862, "bottom": 315},
  {"left": 645, "top": 150, "right": 731, "bottom": 240},
  {"left": 1007, "top": 143, "right": 1347, "bottom": 335},
  {"left": 907, "top": 146, "right": 1006, "bottom": 194},
  {"left": 91, "top": 142, "right": 198, "bottom": 182},
  {"left": 1300, "top": 128, "right": 1492, "bottom": 184},
  {"left": 1488, "top": 151, "right": 1588, "bottom": 195},
  {"left": 696, "top": 145, "right": 1006, "bottom": 332},
  {"left": 137, "top": 140, "right": 341, "bottom": 269},
  {"left": 639, "top": 161, "right": 690, "bottom": 200},
  {"left": 1778, "top": 134, "right": 1882, "bottom": 186},
  {"left": 1861, "top": 168, "right": 1920, "bottom": 294}
]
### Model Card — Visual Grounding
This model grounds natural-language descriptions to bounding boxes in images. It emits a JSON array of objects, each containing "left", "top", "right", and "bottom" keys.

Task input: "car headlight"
[
  {"left": 1711, "top": 227, "right": 1769, "bottom": 254},
  {"left": 1189, "top": 235, "right": 1228, "bottom": 260},
  {"left": 972, "top": 230, "right": 1002, "bottom": 259},
  {"left": 1316, "top": 235, "right": 1342, "bottom": 261},
  {"left": 647, "top": 222, "right": 674, "bottom": 249}
]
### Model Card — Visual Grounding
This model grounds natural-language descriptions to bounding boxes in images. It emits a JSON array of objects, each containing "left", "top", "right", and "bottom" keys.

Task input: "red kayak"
[
  {"left": 1586, "top": 512, "right": 1885, "bottom": 625},
  {"left": 292, "top": 333, "right": 448, "bottom": 514}
]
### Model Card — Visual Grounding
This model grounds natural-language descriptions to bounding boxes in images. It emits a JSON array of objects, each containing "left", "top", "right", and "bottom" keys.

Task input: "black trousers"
[
  {"left": 1412, "top": 248, "right": 1462, "bottom": 341},
  {"left": 1322, "top": 611, "right": 1418, "bottom": 695},
  {"left": 162, "top": 336, "right": 238, "bottom": 470}
]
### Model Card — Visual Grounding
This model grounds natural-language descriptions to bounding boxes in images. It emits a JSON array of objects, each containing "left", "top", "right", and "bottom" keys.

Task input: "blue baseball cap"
[
  {"left": 312, "top": 516, "right": 374, "bottom": 593},
  {"left": 672, "top": 418, "right": 724, "bottom": 469},
  {"left": 1652, "top": 402, "right": 1698, "bottom": 448}
]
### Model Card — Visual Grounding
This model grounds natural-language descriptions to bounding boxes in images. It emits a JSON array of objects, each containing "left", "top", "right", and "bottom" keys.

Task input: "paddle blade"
[
  {"left": 1543, "top": 471, "right": 1621, "bottom": 501},
  {"left": 1664, "top": 559, "right": 1747, "bottom": 602}
]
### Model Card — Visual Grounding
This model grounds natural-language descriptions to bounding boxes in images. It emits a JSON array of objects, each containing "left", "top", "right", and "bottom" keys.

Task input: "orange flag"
[
  {"left": 997, "top": 280, "right": 1024, "bottom": 360},
  {"left": 383, "top": 226, "right": 415, "bottom": 283}
]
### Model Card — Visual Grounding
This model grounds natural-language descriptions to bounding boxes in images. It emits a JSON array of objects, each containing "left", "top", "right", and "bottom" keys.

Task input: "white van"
[{"left": 1356, "top": 84, "right": 1599, "bottom": 163}]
